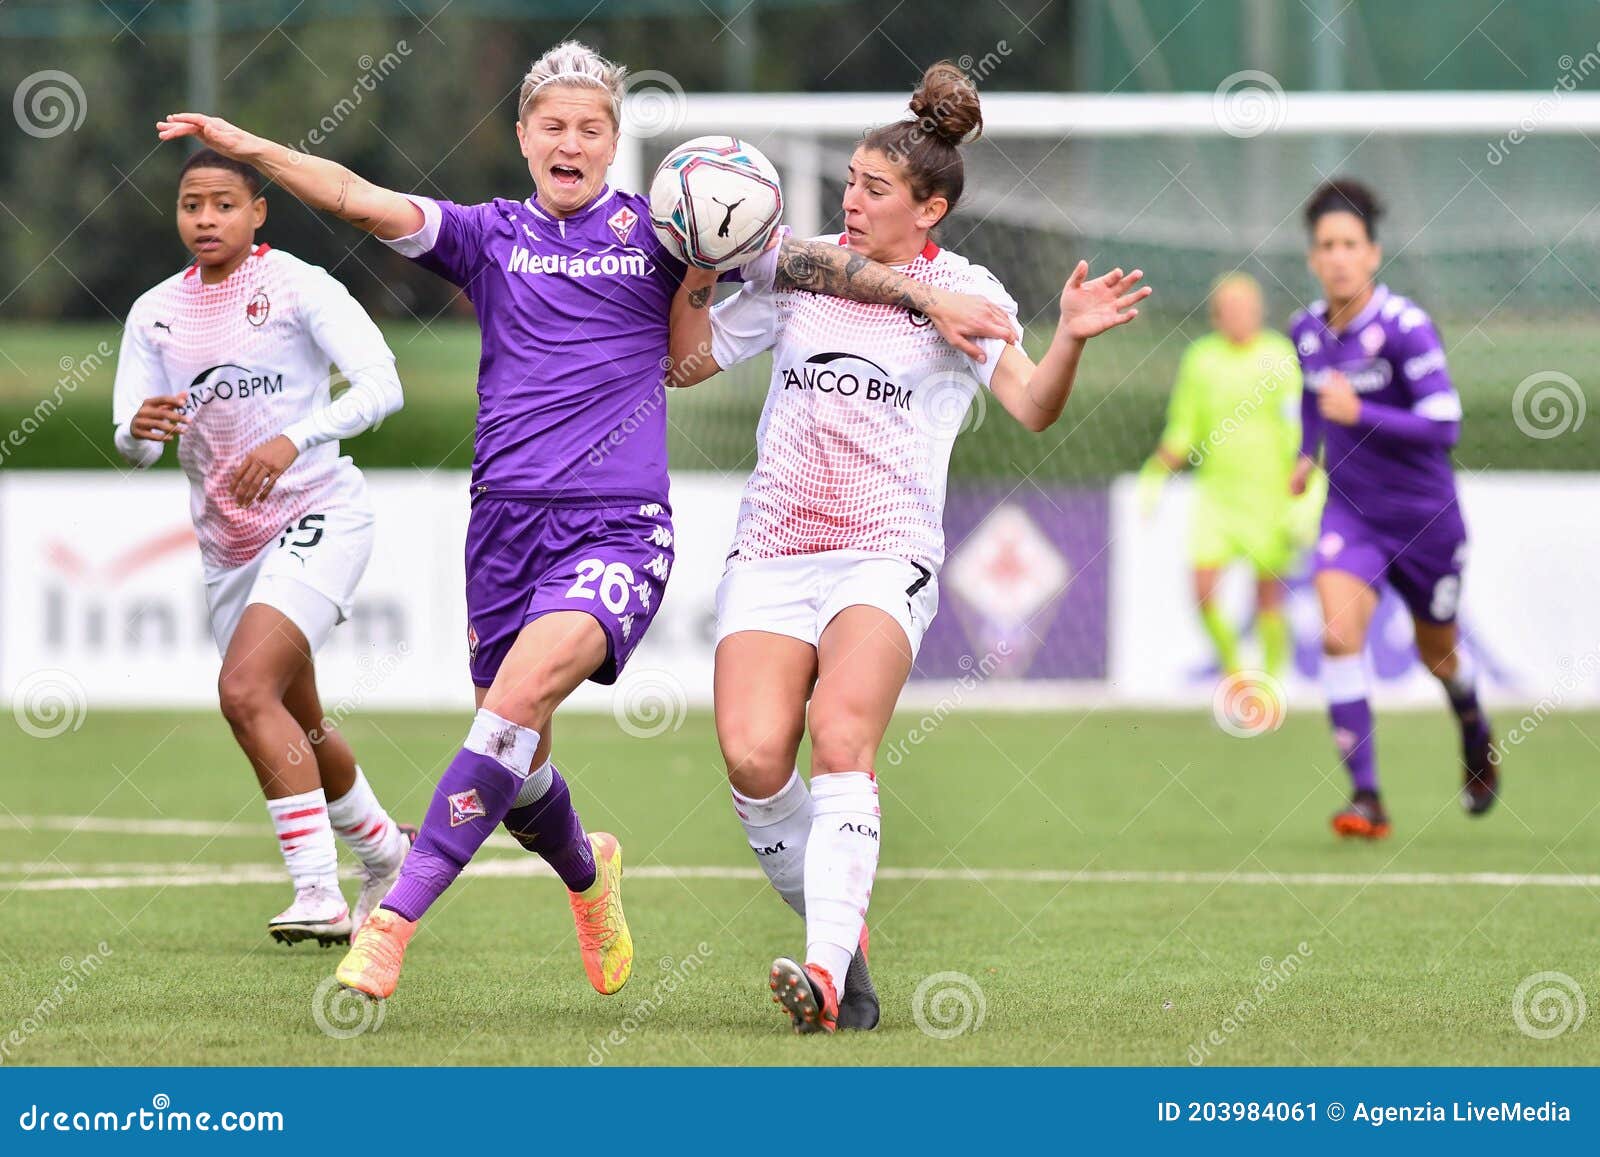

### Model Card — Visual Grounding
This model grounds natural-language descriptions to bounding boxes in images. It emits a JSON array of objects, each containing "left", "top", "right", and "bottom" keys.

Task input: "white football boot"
[
  {"left": 351, "top": 824, "right": 416, "bottom": 938},
  {"left": 268, "top": 884, "right": 352, "bottom": 947}
]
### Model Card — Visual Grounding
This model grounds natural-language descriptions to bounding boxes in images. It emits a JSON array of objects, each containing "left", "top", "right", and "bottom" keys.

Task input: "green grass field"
[{"left": 2, "top": 707, "right": 1598, "bottom": 1066}]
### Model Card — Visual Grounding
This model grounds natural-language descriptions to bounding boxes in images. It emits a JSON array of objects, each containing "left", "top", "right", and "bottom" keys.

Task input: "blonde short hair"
[
  {"left": 1209, "top": 271, "right": 1262, "bottom": 305},
  {"left": 517, "top": 41, "right": 627, "bottom": 126}
]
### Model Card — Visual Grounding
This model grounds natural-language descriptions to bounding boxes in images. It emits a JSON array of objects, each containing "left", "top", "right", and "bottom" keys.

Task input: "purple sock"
[
  {"left": 382, "top": 747, "right": 522, "bottom": 921},
  {"left": 503, "top": 767, "right": 596, "bottom": 892},
  {"left": 1329, "top": 698, "right": 1379, "bottom": 795}
]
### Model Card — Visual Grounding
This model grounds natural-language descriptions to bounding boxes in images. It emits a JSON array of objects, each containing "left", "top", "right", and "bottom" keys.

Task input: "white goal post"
[{"left": 614, "top": 90, "right": 1600, "bottom": 235}]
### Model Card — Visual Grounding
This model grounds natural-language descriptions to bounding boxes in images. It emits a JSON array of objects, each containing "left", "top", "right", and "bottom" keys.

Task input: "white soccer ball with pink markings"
[{"left": 650, "top": 136, "right": 783, "bottom": 271}]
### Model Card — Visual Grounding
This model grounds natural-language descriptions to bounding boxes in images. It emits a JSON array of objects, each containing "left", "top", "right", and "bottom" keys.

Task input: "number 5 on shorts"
[{"left": 566, "top": 558, "right": 636, "bottom": 614}]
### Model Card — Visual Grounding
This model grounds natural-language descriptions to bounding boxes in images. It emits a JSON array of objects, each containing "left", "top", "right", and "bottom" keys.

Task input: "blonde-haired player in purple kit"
[
  {"left": 1291, "top": 178, "right": 1496, "bottom": 839},
  {"left": 158, "top": 41, "right": 1014, "bottom": 1005}
]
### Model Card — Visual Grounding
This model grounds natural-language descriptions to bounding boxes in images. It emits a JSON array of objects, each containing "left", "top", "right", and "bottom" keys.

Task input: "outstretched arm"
[
  {"left": 666, "top": 267, "right": 722, "bottom": 388},
  {"left": 988, "top": 261, "right": 1150, "bottom": 433},
  {"left": 774, "top": 237, "right": 1014, "bottom": 362},
  {"left": 156, "top": 113, "right": 422, "bottom": 240}
]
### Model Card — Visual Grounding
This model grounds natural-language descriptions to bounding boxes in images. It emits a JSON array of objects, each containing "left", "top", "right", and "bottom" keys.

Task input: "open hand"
[
  {"left": 925, "top": 290, "right": 1015, "bottom": 362},
  {"left": 156, "top": 112, "right": 254, "bottom": 159},
  {"left": 1060, "top": 261, "right": 1151, "bottom": 340}
]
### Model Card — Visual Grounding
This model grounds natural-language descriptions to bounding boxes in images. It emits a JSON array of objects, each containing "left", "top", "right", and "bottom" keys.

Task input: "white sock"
[
  {"left": 326, "top": 766, "right": 406, "bottom": 869},
  {"left": 464, "top": 708, "right": 540, "bottom": 778},
  {"left": 804, "top": 771, "right": 880, "bottom": 989},
  {"left": 266, "top": 788, "right": 339, "bottom": 892},
  {"left": 731, "top": 770, "right": 811, "bottom": 918},
  {"left": 1321, "top": 653, "right": 1367, "bottom": 704},
  {"left": 513, "top": 758, "right": 556, "bottom": 807},
  {"left": 1444, "top": 649, "right": 1477, "bottom": 699}
]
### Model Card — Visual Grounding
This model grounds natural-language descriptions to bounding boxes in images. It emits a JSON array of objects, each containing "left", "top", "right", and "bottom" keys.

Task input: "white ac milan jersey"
[
  {"left": 112, "top": 245, "right": 398, "bottom": 573},
  {"left": 709, "top": 235, "right": 1021, "bottom": 571}
]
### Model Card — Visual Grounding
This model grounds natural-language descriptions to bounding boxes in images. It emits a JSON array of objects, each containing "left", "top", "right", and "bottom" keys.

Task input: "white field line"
[
  {"left": 0, "top": 814, "right": 521, "bottom": 851},
  {"left": 5, "top": 816, "right": 1598, "bottom": 892},
  {"left": 2, "top": 859, "right": 1599, "bottom": 893}
]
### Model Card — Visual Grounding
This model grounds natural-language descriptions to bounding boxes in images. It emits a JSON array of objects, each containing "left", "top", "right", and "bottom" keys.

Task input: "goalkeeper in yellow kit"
[{"left": 1140, "top": 273, "right": 1323, "bottom": 680}]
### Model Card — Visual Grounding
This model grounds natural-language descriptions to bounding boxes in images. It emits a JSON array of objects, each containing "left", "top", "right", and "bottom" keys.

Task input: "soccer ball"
[{"left": 650, "top": 136, "right": 783, "bottom": 271}]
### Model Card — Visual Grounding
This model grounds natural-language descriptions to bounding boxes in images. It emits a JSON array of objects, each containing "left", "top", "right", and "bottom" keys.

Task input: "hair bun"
[{"left": 909, "top": 61, "right": 982, "bottom": 146}]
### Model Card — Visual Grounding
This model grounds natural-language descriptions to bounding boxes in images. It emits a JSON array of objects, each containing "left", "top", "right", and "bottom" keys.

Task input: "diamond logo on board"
[{"left": 946, "top": 504, "right": 1070, "bottom": 625}]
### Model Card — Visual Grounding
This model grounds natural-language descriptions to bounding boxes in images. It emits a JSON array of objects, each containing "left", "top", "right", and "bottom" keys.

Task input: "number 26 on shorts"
[{"left": 565, "top": 558, "right": 636, "bottom": 614}]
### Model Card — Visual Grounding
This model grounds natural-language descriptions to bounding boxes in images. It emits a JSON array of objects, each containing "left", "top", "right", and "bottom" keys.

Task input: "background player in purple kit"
[
  {"left": 157, "top": 41, "right": 1013, "bottom": 1005},
  {"left": 1289, "top": 179, "right": 1496, "bottom": 840}
]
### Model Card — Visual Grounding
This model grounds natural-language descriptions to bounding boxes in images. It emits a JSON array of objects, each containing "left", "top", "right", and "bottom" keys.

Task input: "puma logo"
[
  {"left": 712, "top": 196, "right": 746, "bottom": 239},
  {"left": 153, "top": 321, "right": 172, "bottom": 332}
]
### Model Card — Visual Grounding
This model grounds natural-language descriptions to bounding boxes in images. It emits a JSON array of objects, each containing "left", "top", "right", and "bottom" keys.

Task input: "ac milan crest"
[{"left": 246, "top": 290, "right": 270, "bottom": 326}]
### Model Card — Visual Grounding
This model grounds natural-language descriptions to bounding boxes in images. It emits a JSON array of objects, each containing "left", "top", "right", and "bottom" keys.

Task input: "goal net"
[{"left": 626, "top": 91, "right": 1598, "bottom": 482}]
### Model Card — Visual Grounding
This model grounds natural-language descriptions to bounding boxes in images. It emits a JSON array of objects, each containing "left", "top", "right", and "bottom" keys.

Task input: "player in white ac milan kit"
[
  {"left": 669, "top": 63, "right": 1152, "bottom": 1032},
  {"left": 112, "top": 150, "right": 412, "bottom": 946}
]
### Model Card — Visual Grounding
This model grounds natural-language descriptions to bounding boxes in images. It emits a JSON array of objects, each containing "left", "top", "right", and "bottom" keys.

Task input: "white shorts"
[
  {"left": 204, "top": 502, "right": 375, "bottom": 657},
  {"left": 715, "top": 550, "right": 939, "bottom": 659}
]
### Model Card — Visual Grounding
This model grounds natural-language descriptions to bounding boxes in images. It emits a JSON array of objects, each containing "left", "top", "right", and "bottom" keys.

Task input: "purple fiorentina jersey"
[
  {"left": 1290, "top": 284, "right": 1461, "bottom": 529},
  {"left": 385, "top": 186, "right": 683, "bottom": 503}
]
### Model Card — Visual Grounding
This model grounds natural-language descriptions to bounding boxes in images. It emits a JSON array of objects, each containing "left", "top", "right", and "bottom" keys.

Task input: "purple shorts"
[
  {"left": 464, "top": 497, "right": 674, "bottom": 687},
  {"left": 1315, "top": 501, "right": 1468, "bottom": 624}
]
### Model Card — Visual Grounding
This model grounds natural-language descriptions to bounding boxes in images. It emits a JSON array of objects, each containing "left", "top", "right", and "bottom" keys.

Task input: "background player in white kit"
[
  {"left": 668, "top": 63, "right": 1152, "bottom": 1031},
  {"left": 112, "top": 149, "right": 412, "bottom": 946}
]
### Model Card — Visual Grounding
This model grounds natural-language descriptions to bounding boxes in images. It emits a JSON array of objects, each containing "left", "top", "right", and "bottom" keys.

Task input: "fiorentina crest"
[
  {"left": 607, "top": 205, "right": 638, "bottom": 246},
  {"left": 448, "top": 788, "right": 486, "bottom": 827}
]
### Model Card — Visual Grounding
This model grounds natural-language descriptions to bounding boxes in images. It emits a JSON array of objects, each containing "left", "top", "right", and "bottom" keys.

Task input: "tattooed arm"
[
  {"left": 665, "top": 267, "right": 724, "bottom": 388},
  {"left": 157, "top": 113, "right": 422, "bottom": 239},
  {"left": 774, "top": 237, "right": 1015, "bottom": 361}
]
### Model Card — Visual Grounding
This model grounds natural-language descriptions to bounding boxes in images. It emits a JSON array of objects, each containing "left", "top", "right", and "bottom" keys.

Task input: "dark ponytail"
[{"left": 861, "top": 61, "right": 982, "bottom": 225}]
